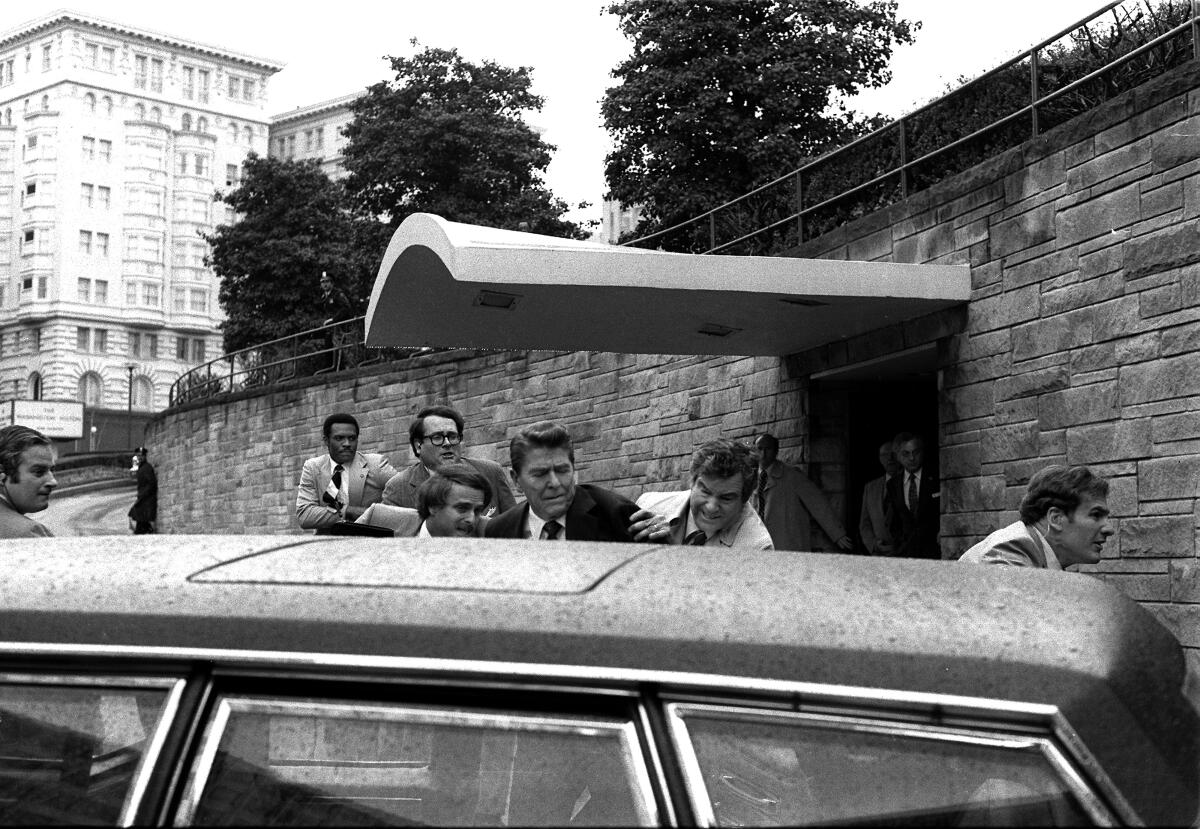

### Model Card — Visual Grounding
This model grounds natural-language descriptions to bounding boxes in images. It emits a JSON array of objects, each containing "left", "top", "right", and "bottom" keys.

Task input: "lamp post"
[{"left": 126, "top": 362, "right": 136, "bottom": 450}]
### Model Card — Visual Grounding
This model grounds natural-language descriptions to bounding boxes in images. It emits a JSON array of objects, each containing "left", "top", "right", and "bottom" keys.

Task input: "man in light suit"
[
  {"left": 960, "top": 465, "right": 1114, "bottom": 569},
  {"left": 859, "top": 440, "right": 900, "bottom": 555},
  {"left": 485, "top": 421, "right": 640, "bottom": 542},
  {"left": 0, "top": 424, "right": 56, "bottom": 538},
  {"left": 752, "top": 433, "right": 852, "bottom": 552},
  {"left": 886, "top": 432, "right": 940, "bottom": 558},
  {"left": 636, "top": 438, "right": 773, "bottom": 550},
  {"left": 296, "top": 413, "right": 397, "bottom": 532},
  {"left": 382, "top": 405, "right": 515, "bottom": 523}
]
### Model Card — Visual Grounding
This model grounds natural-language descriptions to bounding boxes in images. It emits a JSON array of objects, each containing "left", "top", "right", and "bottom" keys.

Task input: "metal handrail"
[
  {"left": 623, "top": 0, "right": 1197, "bottom": 254},
  {"left": 167, "top": 317, "right": 432, "bottom": 407}
]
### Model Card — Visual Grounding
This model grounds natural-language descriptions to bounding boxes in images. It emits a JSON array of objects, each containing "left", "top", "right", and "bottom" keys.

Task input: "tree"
[
  {"left": 342, "top": 45, "right": 585, "bottom": 238},
  {"left": 602, "top": 0, "right": 918, "bottom": 243},
  {"left": 207, "top": 154, "right": 391, "bottom": 353}
]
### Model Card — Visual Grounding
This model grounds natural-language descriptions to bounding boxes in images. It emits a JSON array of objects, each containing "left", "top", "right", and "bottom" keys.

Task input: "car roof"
[{"left": 1, "top": 536, "right": 1195, "bottom": 823}]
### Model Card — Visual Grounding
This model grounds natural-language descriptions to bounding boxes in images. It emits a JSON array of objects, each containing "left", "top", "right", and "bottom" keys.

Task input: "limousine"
[{"left": 0, "top": 535, "right": 1195, "bottom": 826}]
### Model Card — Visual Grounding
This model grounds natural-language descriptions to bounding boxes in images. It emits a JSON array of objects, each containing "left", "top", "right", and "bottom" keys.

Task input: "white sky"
[{"left": 8, "top": 1, "right": 1111, "bottom": 224}]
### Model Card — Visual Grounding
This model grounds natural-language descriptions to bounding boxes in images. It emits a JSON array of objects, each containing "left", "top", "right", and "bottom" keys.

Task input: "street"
[{"left": 39, "top": 483, "right": 136, "bottom": 537}]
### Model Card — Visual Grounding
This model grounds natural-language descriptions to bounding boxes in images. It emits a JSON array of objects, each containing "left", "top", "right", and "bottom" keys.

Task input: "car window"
[
  {"left": 180, "top": 697, "right": 657, "bottom": 826},
  {"left": 667, "top": 704, "right": 1100, "bottom": 827},
  {"left": 0, "top": 677, "right": 179, "bottom": 826}
]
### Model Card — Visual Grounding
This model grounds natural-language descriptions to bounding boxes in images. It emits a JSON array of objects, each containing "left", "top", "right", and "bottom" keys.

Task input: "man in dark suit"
[
  {"left": 127, "top": 446, "right": 157, "bottom": 534},
  {"left": 886, "top": 432, "right": 940, "bottom": 559},
  {"left": 485, "top": 421, "right": 639, "bottom": 542}
]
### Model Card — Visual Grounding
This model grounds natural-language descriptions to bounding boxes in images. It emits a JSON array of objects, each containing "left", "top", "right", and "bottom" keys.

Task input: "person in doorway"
[
  {"left": 0, "top": 424, "right": 56, "bottom": 538},
  {"left": 128, "top": 445, "right": 157, "bottom": 534},
  {"left": 886, "top": 432, "right": 940, "bottom": 558},
  {"left": 959, "top": 465, "right": 1113, "bottom": 568},
  {"left": 752, "top": 433, "right": 853, "bottom": 552},
  {"left": 859, "top": 440, "right": 900, "bottom": 555}
]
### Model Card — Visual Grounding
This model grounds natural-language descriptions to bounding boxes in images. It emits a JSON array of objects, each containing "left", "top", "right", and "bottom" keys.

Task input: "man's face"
[
  {"left": 897, "top": 439, "right": 923, "bottom": 474},
  {"left": 415, "top": 415, "right": 462, "bottom": 471},
  {"left": 320, "top": 274, "right": 332, "bottom": 293},
  {"left": 6, "top": 445, "right": 56, "bottom": 514},
  {"left": 689, "top": 473, "right": 745, "bottom": 537},
  {"left": 878, "top": 443, "right": 900, "bottom": 475},
  {"left": 755, "top": 439, "right": 777, "bottom": 468},
  {"left": 514, "top": 447, "right": 576, "bottom": 522},
  {"left": 424, "top": 483, "right": 486, "bottom": 537},
  {"left": 323, "top": 423, "right": 358, "bottom": 465},
  {"left": 1052, "top": 496, "right": 1114, "bottom": 567}
]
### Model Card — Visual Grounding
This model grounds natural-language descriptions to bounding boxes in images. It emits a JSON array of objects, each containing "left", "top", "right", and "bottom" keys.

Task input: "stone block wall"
[
  {"left": 787, "top": 62, "right": 1200, "bottom": 652},
  {"left": 150, "top": 349, "right": 805, "bottom": 535}
]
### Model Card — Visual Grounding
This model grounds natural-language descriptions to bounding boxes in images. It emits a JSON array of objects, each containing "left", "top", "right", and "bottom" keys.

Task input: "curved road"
[{"left": 38, "top": 483, "right": 136, "bottom": 536}]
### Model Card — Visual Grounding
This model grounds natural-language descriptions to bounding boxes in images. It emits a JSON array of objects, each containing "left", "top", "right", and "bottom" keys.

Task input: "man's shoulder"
[
  {"left": 485, "top": 503, "right": 528, "bottom": 537},
  {"left": 959, "top": 521, "right": 1041, "bottom": 565},
  {"left": 465, "top": 456, "right": 507, "bottom": 477}
]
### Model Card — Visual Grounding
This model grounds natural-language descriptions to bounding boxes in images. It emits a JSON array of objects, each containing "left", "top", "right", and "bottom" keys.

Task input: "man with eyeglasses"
[{"left": 381, "top": 405, "right": 515, "bottom": 523}]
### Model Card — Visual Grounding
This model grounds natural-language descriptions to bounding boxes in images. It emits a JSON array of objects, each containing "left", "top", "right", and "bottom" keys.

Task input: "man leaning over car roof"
[
  {"left": 959, "top": 464, "right": 1114, "bottom": 569},
  {"left": 0, "top": 424, "right": 57, "bottom": 538},
  {"left": 296, "top": 412, "right": 397, "bottom": 532}
]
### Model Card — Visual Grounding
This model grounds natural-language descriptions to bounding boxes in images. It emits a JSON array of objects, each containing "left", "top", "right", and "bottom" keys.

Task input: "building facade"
[
  {"left": 267, "top": 92, "right": 360, "bottom": 180},
  {"left": 0, "top": 11, "right": 281, "bottom": 431}
]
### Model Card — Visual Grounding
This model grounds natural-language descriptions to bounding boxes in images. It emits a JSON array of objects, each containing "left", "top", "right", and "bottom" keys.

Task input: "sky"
[{"left": 6, "top": 1, "right": 1112, "bottom": 224}]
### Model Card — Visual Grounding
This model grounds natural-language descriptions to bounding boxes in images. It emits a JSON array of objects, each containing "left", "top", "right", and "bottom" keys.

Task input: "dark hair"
[
  {"left": 409, "top": 405, "right": 465, "bottom": 453},
  {"left": 1020, "top": 465, "right": 1109, "bottom": 524},
  {"left": 509, "top": 421, "right": 573, "bottom": 475},
  {"left": 690, "top": 438, "right": 757, "bottom": 501},
  {"left": 0, "top": 425, "right": 52, "bottom": 480},
  {"left": 755, "top": 433, "right": 779, "bottom": 452},
  {"left": 892, "top": 431, "right": 923, "bottom": 451},
  {"left": 322, "top": 413, "right": 359, "bottom": 439},
  {"left": 416, "top": 463, "right": 493, "bottom": 520}
]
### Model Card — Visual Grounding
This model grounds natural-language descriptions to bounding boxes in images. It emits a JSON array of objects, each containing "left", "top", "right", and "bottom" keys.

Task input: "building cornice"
[
  {"left": 270, "top": 90, "right": 363, "bottom": 125},
  {"left": 0, "top": 9, "right": 285, "bottom": 73}
]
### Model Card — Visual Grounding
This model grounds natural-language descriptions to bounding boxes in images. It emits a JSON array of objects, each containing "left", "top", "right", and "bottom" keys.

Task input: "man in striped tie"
[{"left": 296, "top": 413, "right": 397, "bottom": 532}]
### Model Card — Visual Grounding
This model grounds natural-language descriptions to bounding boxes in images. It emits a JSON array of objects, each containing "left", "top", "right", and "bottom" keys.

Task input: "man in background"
[
  {"left": 753, "top": 433, "right": 852, "bottom": 552},
  {"left": 0, "top": 424, "right": 56, "bottom": 538},
  {"left": 128, "top": 445, "right": 157, "bottom": 534},
  {"left": 887, "top": 432, "right": 940, "bottom": 558},
  {"left": 859, "top": 440, "right": 899, "bottom": 555},
  {"left": 297, "top": 413, "right": 397, "bottom": 531}
]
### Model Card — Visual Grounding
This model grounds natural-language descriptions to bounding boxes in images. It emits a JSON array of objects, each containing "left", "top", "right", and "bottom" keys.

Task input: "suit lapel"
[
  {"left": 408, "top": 463, "right": 430, "bottom": 496},
  {"left": 348, "top": 454, "right": 367, "bottom": 505},
  {"left": 566, "top": 486, "right": 599, "bottom": 541}
]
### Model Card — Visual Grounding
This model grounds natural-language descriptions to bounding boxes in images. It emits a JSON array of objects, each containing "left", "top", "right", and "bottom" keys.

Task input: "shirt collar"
[
  {"left": 1026, "top": 525, "right": 1063, "bottom": 570},
  {"left": 525, "top": 507, "right": 566, "bottom": 540},
  {"left": 417, "top": 521, "right": 433, "bottom": 538}
]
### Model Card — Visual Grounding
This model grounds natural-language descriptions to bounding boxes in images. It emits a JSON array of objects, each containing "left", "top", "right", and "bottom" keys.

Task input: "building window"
[
  {"left": 40, "top": 95, "right": 49, "bottom": 112},
  {"left": 285, "top": 135, "right": 295, "bottom": 159},
  {"left": 0, "top": 59, "right": 13, "bottom": 85},
  {"left": 102, "top": 95, "right": 112, "bottom": 115},
  {"left": 142, "top": 283, "right": 159, "bottom": 306},
  {"left": 100, "top": 139, "right": 111, "bottom": 162},
  {"left": 304, "top": 130, "right": 312, "bottom": 153},
  {"left": 41, "top": 44, "right": 51, "bottom": 72},
  {"left": 134, "top": 54, "right": 147, "bottom": 89},
  {"left": 150, "top": 58, "right": 163, "bottom": 93},
  {"left": 198, "top": 68, "right": 209, "bottom": 102},
  {"left": 133, "top": 376, "right": 154, "bottom": 410},
  {"left": 37, "top": 277, "right": 47, "bottom": 299},
  {"left": 193, "top": 338, "right": 206, "bottom": 362},
  {"left": 176, "top": 152, "right": 188, "bottom": 175},
  {"left": 225, "top": 163, "right": 238, "bottom": 187},
  {"left": 194, "top": 155, "right": 207, "bottom": 176},
  {"left": 134, "top": 102, "right": 145, "bottom": 120},
  {"left": 97, "top": 232, "right": 109, "bottom": 257},
  {"left": 189, "top": 288, "right": 208, "bottom": 313},
  {"left": 181, "top": 112, "right": 191, "bottom": 132},
  {"left": 229, "top": 121, "right": 238, "bottom": 143},
  {"left": 83, "top": 92, "right": 95, "bottom": 113},
  {"left": 81, "top": 135, "right": 94, "bottom": 161},
  {"left": 197, "top": 116, "right": 208, "bottom": 133},
  {"left": 315, "top": 126, "right": 324, "bottom": 150},
  {"left": 129, "top": 186, "right": 163, "bottom": 215},
  {"left": 95, "top": 279, "right": 108, "bottom": 303},
  {"left": 22, "top": 229, "right": 34, "bottom": 253},
  {"left": 129, "top": 331, "right": 159, "bottom": 359},
  {"left": 28, "top": 371, "right": 41, "bottom": 400},
  {"left": 98, "top": 185, "right": 110, "bottom": 209},
  {"left": 242, "top": 78, "right": 255, "bottom": 101},
  {"left": 182, "top": 65, "right": 194, "bottom": 99},
  {"left": 77, "top": 278, "right": 90, "bottom": 301},
  {"left": 80, "top": 182, "right": 93, "bottom": 207},
  {"left": 77, "top": 371, "right": 103, "bottom": 406},
  {"left": 23, "top": 181, "right": 36, "bottom": 203},
  {"left": 148, "top": 107, "right": 161, "bottom": 123},
  {"left": 244, "top": 125, "right": 253, "bottom": 144},
  {"left": 79, "top": 229, "right": 92, "bottom": 254},
  {"left": 171, "top": 287, "right": 186, "bottom": 312},
  {"left": 77, "top": 327, "right": 107, "bottom": 353},
  {"left": 227, "top": 75, "right": 239, "bottom": 99}
]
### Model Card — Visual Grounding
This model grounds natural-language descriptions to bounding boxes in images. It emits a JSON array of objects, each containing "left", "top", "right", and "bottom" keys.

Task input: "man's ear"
[
  {"left": 509, "top": 467, "right": 523, "bottom": 495},
  {"left": 1046, "top": 505, "right": 1067, "bottom": 533}
]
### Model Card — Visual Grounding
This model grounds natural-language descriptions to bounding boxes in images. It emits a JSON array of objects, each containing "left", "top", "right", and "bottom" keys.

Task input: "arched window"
[
  {"left": 102, "top": 96, "right": 113, "bottom": 115},
  {"left": 132, "top": 376, "right": 154, "bottom": 410},
  {"left": 180, "top": 112, "right": 191, "bottom": 132},
  {"left": 149, "top": 106, "right": 161, "bottom": 123},
  {"left": 40, "top": 95, "right": 49, "bottom": 112},
  {"left": 229, "top": 121, "right": 238, "bottom": 142},
  {"left": 77, "top": 372, "right": 103, "bottom": 406},
  {"left": 134, "top": 102, "right": 145, "bottom": 120},
  {"left": 243, "top": 125, "right": 253, "bottom": 144},
  {"left": 196, "top": 116, "right": 207, "bottom": 133},
  {"left": 83, "top": 92, "right": 96, "bottom": 113},
  {"left": 28, "top": 372, "right": 41, "bottom": 401},
  {"left": 3, "top": 108, "right": 9, "bottom": 126}
]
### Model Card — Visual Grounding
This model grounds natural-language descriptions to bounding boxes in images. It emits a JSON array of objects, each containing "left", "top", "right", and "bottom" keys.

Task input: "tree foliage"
[
  {"left": 207, "top": 154, "right": 391, "bottom": 353},
  {"left": 601, "top": 0, "right": 918, "bottom": 240},
  {"left": 343, "top": 45, "right": 585, "bottom": 238}
]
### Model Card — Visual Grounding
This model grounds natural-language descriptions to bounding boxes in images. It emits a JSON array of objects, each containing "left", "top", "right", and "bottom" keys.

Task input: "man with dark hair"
[
  {"left": 753, "top": 433, "right": 852, "bottom": 552},
  {"left": 417, "top": 462, "right": 493, "bottom": 537},
  {"left": 485, "top": 421, "right": 639, "bottom": 542},
  {"left": 382, "top": 405, "right": 515, "bottom": 524},
  {"left": 960, "top": 465, "right": 1113, "bottom": 568},
  {"left": 127, "top": 446, "right": 157, "bottom": 534},
  {"left": 636, "top": 438, "right": 773, "bottom": 549},
  {"left": 886, "top": 432, "right": 940, "bottom": 558},
  {"left": 296, "top": 412, "right": 397, "bottom": 531},
  {"left": 0, "top": 424, "right": 56, "bottom": 538}
]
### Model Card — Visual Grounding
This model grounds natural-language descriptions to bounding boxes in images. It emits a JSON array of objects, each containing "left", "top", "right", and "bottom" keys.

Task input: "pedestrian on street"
[{"left": 128, "top": 446, "right": 157, "bottom": 534}]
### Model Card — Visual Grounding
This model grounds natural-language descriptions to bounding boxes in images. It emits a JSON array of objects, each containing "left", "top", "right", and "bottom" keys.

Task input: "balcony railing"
[
  {"left": 168, "top": 316, "right": 433, "bottom": 407},
  {"left": 624, "top": 0, "right": 1199, "bottom": 255}
]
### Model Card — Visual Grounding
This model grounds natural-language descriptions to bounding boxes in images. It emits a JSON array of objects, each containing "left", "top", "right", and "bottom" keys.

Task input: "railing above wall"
[
  {"left": 623, "top": 0, "right": 1200, "bottom": 256},
  {"left": 167, "top": 317, "right": 432, "bottom": 408}
]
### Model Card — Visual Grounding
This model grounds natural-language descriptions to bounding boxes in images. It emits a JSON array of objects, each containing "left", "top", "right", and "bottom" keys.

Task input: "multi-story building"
[
  {"left": 0, "top": 11, "right": 281, "bottom": 437},
  {"left": 593, "top": 199, "right": 643, "bottom": 244},
  {"left": 268, "top": 91, "right": 360, "bottom": 180}
]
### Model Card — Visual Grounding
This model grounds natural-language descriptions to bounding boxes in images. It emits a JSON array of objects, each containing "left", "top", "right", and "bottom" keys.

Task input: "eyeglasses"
[{"left": 422, "top": 431, "right": 462, "bottom": 446}]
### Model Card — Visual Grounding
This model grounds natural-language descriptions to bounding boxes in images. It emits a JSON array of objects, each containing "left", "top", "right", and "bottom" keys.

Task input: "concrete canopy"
[{"left": 365, "top": 213, "right": 971, "bottom": 356}]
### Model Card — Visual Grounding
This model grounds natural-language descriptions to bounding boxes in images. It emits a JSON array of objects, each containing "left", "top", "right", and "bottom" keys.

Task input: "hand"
[
  {"left": 835, "top": 535, "right": 854, "bottom": 551},
  {"left": 629, "top": 508, "right": 671, "bottom": 543}
]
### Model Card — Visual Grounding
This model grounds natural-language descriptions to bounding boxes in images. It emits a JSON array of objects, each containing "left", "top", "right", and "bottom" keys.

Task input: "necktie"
[
  {"left": 684, "top": 530, "right": 707, "bottom": 546},
  {"left": 756, "top": 468, "right": 769, "bottom": 515},
  {"left": 323, "top": 464, "right": 344, "bottom": 510},
  {"left": 907, "top": 473, "right": 918, "bottom": 517},
  {"left": 543, "top": 520, "right": 563, "bottom": 540}
]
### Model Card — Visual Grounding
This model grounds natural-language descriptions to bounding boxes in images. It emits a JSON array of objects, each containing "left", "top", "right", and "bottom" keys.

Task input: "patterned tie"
[
  {"left": 684, "top": 530, "right": 707, "bottom": 546},
  {"left": 756, "top": 468, "right": 769, "bottom": 515},
  {"left": 907, "top": 472, "right": 918, "bottom": 517},
  {"left": 543, "top": 520, "right": 563, "bottom": 540},
  {"left": 323, "top": 464, "right": 344, "bottom": 511}
]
